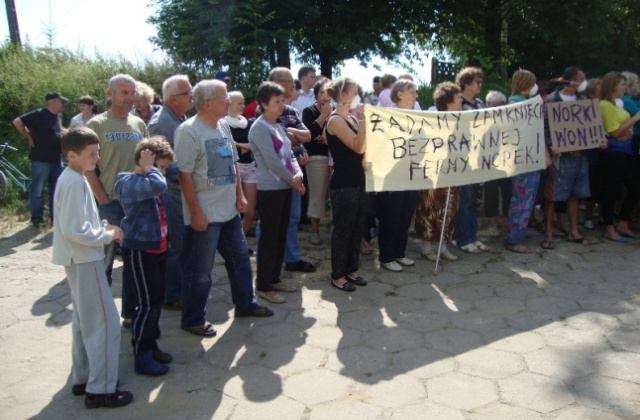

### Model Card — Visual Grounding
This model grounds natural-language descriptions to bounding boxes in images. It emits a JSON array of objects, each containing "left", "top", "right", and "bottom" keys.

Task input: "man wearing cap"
[
  {"left": 364, "top": 76, "right": 382, "bottom": 106},
  {"left": 13, "top": 92, "right": 67, "bottom": 226},
  {"left": 214, "top": 71, "right": 232, "bottom": 90}
]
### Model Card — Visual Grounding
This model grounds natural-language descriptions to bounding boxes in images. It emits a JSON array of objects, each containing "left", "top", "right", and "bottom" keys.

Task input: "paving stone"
[
  {"left": 282, "top": 369, "right": 354, "bottom": 405},
  {"left": 228, "top": 395, "right": 307, "bottom": 420},
  {"left": 309, "top": 400, "right": 383, "bottom": 419},
  {"left": 324, "top": 345, "right": 391, "bottom": 380},
  {"left": 524, "top": 347, "right": 595, "bottom": 379},
  {"left": 356, "top": 374, "right": 426, "bottom": 407},
  {"left": 392, "top": 308, "right": 451, "bottom": 332},
  {"left": 549, "top": 404, "right": 625, "bottom": 419},
  {"left": 456, "top": 348, "right": 525, "bottom": 379},
  {"left": 564, "top": 311, "right": 620, "bottom": 332},
  {"left": 425, "top": 328, "right": 483, "bottom": 354},
  {"left": 475, "top": 296, "right": 526, "bottom": 315},
  {"left": 363, "top": 327, "right": 424, "bottom": 353},
  {"left": 391, "top": 348, "right": 456, "bottom": 379},
  {"left": 450, "top": 312, "right": 507, "bottom": 333},
  {"left": 499, "top": 372, "right": 575, "bottom": 413},
  {"left": 306, "top": 325, "right": 361, "bottom": 350},
  {"left": 573, "top": 376, "right": 640, "bottom": 415},
  {"left": 606, "top": 329, "right": 640, "bottom": 353},
  {"left": 486, "top": 329, "right": 545, "bottom": 353},
  {"left": 466, "top": 402, "right": 544, "bottom": 419},
  {"left": 596, "top": 351, "right": 640, "bottom": 383},
  {"left": 389, "top": 401, "right": 464, "bottom": 420},
  {"left": 427, "top": 373, "right": 498, "bottom": 410}
]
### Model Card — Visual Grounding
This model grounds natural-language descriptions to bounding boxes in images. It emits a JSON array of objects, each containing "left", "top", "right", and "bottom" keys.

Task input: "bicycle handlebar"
[{"left": 0, "top": 143, "right": 18, "bottom": 153}]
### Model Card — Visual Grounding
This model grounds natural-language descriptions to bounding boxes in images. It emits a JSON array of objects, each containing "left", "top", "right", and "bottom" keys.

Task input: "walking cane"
[{"left": 433, "top": 187, "right": 452, "bottom": 275}]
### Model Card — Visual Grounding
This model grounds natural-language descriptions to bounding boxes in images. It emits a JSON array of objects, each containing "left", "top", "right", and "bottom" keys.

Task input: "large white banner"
[{"left": 364, "top": 96, "right": 546, "bottom": 192}]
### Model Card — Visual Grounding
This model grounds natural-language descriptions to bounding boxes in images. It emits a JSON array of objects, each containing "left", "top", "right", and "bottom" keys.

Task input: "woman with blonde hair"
[
  {"left": 133, "top": 81, "right": 162, "bottom": 124},
  {"left": 225, "top": 91, "right": 258, "bottom": 244},
  {"left": 325, "top": 77, "right": 368, "bottom": 291},
  {"left": 598, "top": 72, "right": 640, "bottom": 242}
]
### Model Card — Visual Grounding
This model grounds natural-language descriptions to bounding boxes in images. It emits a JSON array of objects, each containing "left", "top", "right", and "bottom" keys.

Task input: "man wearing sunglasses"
[{"left": 148, "top": 75, "right": 194, "bottom": 312}]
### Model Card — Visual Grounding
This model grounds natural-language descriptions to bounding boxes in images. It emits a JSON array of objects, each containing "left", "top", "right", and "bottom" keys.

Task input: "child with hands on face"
[{"left": 114, "top": 136, "right": 176, "bottom": 377}]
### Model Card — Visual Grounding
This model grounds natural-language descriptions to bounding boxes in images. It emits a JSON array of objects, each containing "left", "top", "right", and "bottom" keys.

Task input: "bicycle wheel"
[{"left": 0, "top": 170, "right": 7, "bottom": 201}]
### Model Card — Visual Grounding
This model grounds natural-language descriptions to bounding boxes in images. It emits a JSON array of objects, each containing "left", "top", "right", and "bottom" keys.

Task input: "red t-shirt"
[{"left": 146, "top": 195, "right": 168, "bottom": 254}]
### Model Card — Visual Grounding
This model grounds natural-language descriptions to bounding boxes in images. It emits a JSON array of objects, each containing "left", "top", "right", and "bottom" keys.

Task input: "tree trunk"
[
  {"left": 484, "top": 0, "right": 503, "bottom": 75},
  {"left": 275, "top": 37, "right": 291, "bottom": 68},
  {"left": 319, "top": 48, "right": 336, "bottom": 79}
]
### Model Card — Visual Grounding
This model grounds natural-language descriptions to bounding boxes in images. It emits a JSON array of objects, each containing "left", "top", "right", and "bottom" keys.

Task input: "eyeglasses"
[{"left": 174, "top": 90, "right": 193, "bottom": 97}]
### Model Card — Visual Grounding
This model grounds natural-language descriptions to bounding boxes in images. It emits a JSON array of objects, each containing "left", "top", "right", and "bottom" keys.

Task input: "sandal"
[
  {"left": 234, "top": 305, "right": 275, "bottom": 318},
  {"left": 460, "top": 243, "right": 481, "bottom": 254},
  {"left": 163, "top": 301, "right": 182, "bottom": 311},
  {"left": 473, "top": 240, "right": 491, "bottom": 252},
  {"left": 505, "top": 243, "right": 533, "bottom": 254},
  {"left": 346, "top": 274, "right": 368, "bottom": 286},
  {"left": 615, "top": 228, "right": 640, "bottom": 239},
  {"left": 331, "top": 279, "right": 356, "bottom": 292},
  {"left": 567, "top": 235, "right": 596, "bottom": 246},
  {"left": 540, "top": 240, "right": 555, "bottom": 250},
  {"left": 181, "top": 322, "right": 217, "bottom": 337}
]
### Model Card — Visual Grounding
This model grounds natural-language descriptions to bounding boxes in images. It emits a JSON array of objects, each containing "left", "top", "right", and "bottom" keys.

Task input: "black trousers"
[
  {"left": 330, "top": 186, "right": 368, "bottom": 279},
  {"left": 484, "top": 177, "right": 512, "bottom": 217},
  {"left": 602, "top": 152, "right": 640, "bottom": 225},
  {"left": 256, "top": 189, "right": 292, "bottom": 292},
  {"left": 122, "top": 248, "right": 166, "bottom": 355}
]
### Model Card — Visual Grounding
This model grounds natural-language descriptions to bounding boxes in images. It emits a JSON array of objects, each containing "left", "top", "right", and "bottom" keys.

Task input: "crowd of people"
[{"left": 12, "top": 63, "right": 640, "bottom": 408}]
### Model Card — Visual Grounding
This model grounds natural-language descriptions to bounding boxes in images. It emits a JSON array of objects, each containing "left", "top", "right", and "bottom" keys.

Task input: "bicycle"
[{"left": 0, "top": 142, "right": 31, "bottom": 201}]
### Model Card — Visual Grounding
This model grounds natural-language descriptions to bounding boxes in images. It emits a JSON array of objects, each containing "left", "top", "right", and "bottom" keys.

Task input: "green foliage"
[
  {"left": 426, "top": 0, "right": 640, "bottom": 80},
  {"left": 0, "top": 41, "right": 176, "bottom": 209}
]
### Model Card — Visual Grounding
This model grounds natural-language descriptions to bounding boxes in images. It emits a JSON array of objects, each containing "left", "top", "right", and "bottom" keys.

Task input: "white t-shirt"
[
  {"left": 174, "top": 116, "right": 239, "bottom": 224},
  {"left": 291, "top": 90, "right": 315, "bottom": 115},
  {"left": 378, "top": 89, "right": 393, "bottom": 107}
]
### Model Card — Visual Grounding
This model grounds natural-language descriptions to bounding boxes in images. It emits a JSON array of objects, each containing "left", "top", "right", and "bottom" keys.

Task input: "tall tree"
[{"left": 148, "top": 0, "right": 437, "bottom": 86}]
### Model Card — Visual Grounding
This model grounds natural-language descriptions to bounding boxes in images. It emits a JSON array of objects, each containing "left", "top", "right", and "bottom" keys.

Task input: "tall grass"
[{"left": 0, "top": 42, "right": 176, "bottom": 213}]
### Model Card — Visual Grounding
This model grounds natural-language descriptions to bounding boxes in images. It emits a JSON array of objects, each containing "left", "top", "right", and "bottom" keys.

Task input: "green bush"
[{"left": 0, "top": 42, "right": 178, "bottom": 212}]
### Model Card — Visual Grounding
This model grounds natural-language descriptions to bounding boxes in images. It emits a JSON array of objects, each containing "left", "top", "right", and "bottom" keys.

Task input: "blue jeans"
[
  {"left": 455, "top": 183, "right": 479, "bottom": 247},
  {"left": 98, "top": 200, "right": 134, "bottom": 319},
  {"left": 284, "top": 189, "right": 301, "bottom": 263},
  {"left": 29, "top": 160, "right": 62, "bottom": 224},
  {"left": 165, "top": 186, "right": 185, "bottom": 304},
  {"left": 181, "top": 214, "right": 258, "bottom": 328}
]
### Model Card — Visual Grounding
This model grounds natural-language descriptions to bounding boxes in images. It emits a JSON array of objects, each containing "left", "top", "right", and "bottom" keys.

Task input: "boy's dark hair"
[
  {"left": 298, "top": 65, "right": 316, "bottom": 80},
  {"left": 134, "top": 136, "right": 175, "bottom": 165},
  {"left": 61, "top": 126, "right": 99, "bottom": 156}
]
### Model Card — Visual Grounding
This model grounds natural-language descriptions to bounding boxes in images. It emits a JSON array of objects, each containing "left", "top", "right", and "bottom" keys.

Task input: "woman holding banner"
[
  {"left": 325, "top": 77, "right": 369, "bottom": 291},
  {"left": 598, "top": 72, "right": 640, "bottom": 243},
  {"left": 504, "top": 69, "right": 544, "bottom": 254},
  {"left": 415, "top": 81, "right": 461, "bottom": 262},
  {"left": 375, "top": 79, "right": 420, "bottom": 272}
]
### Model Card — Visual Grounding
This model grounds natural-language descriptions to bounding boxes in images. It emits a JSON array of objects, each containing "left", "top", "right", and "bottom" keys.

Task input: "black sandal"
[
  {"left": 181, "top": 322, "right": 217, "bottom": 337},
  {"left": 345, "top": 274, "right": 367, "bottom": 286},
  {"left": 331, "top": 279, "right": 356, "bottom": 292}
]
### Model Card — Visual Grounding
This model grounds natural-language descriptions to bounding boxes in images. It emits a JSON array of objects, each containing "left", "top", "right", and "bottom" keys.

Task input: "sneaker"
[
  {"left": 284, "top": 260, "right": 316, "bottom": 272},
  {"left": 310, "top": 233, "right": 322, "bottom": 245},
  {"left": 396, "top": 257, "right": 415, "bottom": 266},
  {"left": 584, "top": 219, "right": 595, "bottom": 230},
  {"left": 272, "top": 282, "right": 297, "bottom": 292},
  {"left": 84, "top": 390, "right": 133, "bottom": 409},
  {"left": 441, "top": 250, "right": 458, "bottom": 261},
  {"left": 424, "top": 253, "right": 438, "bottom": 262},
  {"left": 258, "top": 291, "right": 286, "bottom": 304},
  {"left": 381, "top": 261, "right": 403, "bottom": 272}
]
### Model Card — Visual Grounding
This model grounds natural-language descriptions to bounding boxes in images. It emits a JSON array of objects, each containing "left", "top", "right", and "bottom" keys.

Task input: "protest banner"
[
  {"left": 546, "top": 99, "right": 607, "bottom": 153},
  {"left": 363, "top": 96, "right": 546, "bottom": 192}
]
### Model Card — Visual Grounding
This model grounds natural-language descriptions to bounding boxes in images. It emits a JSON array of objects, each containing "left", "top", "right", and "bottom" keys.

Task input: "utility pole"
[{"left": 4, "top": 0, "right": 21, "bottom": 45}]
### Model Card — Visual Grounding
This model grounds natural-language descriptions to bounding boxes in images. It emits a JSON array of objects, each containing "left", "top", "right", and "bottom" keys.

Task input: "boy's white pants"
[{"left": 65, "top": 260, "right": 121, "bottom": 394}]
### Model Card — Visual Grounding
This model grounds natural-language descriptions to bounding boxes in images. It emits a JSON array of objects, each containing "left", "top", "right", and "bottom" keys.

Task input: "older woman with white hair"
[
  {"left": 133, "top": 81, "right": 162, "bottom": 124},
  {"left": 375, "top": 79, "right": 420, "bottom": 272}
]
